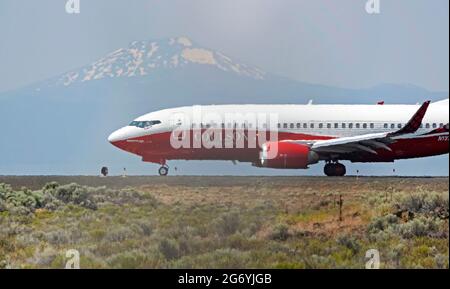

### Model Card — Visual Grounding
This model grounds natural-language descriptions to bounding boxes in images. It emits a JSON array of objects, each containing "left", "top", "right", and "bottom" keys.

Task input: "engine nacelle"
[{"left": 258, "top": 141, "right": 319, "bottom": 169}]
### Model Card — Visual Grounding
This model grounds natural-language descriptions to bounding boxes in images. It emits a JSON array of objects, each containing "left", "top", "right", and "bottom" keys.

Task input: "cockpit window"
[{"left": 129, "top": 120, "right": 161, "bottom": 128}]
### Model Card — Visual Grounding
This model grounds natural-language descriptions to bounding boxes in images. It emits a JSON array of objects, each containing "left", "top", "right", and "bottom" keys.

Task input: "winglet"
[{"left": 388, "top": 101, "right": 431, "bottom": 137}]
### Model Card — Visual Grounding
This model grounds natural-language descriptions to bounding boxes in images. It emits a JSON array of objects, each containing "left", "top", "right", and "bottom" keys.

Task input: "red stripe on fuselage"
[
  {"left": 110, "top": 129, "right": 333, "bottom": 163},
  {"left": 110, "top": 129, "right": 449, "bottom": 164}
]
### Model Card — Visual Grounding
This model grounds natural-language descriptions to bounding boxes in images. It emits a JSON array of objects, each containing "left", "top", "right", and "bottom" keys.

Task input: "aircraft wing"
[{"left": 310, "top": 101, "right": 431, "bottom": 155}]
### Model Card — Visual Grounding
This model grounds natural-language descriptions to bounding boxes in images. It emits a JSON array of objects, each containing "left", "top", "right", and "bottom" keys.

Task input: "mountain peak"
[
  {"left": 174, "top": 36, "right": 193, "bottom": 47},
  {"left": 57, "top": 37, "right": 265, "bottom": 87}
]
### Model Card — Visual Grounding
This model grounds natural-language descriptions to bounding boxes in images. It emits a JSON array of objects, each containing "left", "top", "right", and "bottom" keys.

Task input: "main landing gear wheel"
[
  {"left": 324, "top": 162, "right": 346, "bottom": 177},
  {"left": 158, "top": 166, "right": 169, "bottom": 176}
]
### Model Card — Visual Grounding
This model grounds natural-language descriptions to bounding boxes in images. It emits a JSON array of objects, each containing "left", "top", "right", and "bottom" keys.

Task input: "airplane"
[{"left": 108, "top": 99, "right": 449, "bottom": 176}]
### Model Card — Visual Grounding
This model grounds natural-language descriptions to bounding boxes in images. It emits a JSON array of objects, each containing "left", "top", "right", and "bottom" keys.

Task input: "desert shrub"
[
  {"left": 173, "top": 248, "right": 248, "bottom": 269},
  {"left": 15, "top": 233, "right": 40, "bottom": 247},
  {"left": 0, "top": 182, "right": 99, "bottom": 214},
  {"left": 0, "top": 201, "right": 6, "bottom": 212},
  {"left": 0, "top": 184, "right": 45, "bottom": 214},
  {"left": 132, "top": 220, "right": 154, "bottom": 237},
  {"left": 1, "top": 182, "right": 157, "bottom": 216},
  {"left": 396, "top": 192, "right": 448, "bottom": 219},
  {"left": 336, "top": 235, "right": 361, "bottom": 254},
  {"left": 215, "top": 211, "right": 240, "bottom": 237},
  {"left": 50, "top": 183, "right": 97, "bottom": 210},
  {"left": 366, "top": 214, "right": 399, "bottom": 241},
  {"left": 225, "top": 232, "right": 260, "bottom": 251},
  {"left": 252, "top": 199, "right": 276, "bottom": 212},
  {"left": 43, "top": 230, "right": 70, "bottom": 245},
  {"left": 104, "top": 227, "right": 136, "bottom": 242},
  {"left": 89, "top": 229, "right": 107, "bottom": 242},
  {"left": 302, "top": 254, "right": 335, "bottom": 269},
  {"left": 158, "top": 238, "right": 181, "bottom": 260},
  {"left": 269, "top": 223, "right": 290, "bottom": 241},
  {"left": 26, "top": 246, "right": 59, "bottom": 267},
  {"left": 107, "top": 251, "right": 150, "bottom": 268},
  {"left": 395, "top": 216, "right": 444, "bottom": 239},
  {"left": 384, "top": 243, "right": 405, "bottom": 268},
  {"left": 93, "top": 187, "right": 158, "bottom": 207},
  {"left": 0, "top": 259, "right": 11, "bottom": 269},
  {"left": 367, "top": 213, "right": 445, "bottom": 241},
  {"left": 0, "top": 238, "right": 15, "bottom": 253},
  {"left": 434, "top": 254, "right": 449, "bottom": 269}
]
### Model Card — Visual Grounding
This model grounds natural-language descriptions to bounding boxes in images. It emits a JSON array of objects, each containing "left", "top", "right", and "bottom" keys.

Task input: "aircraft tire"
[
  {"left": 324, "top": 163, "right": 346, "bottom": 177},
  {"left": 158, "top": 166, "right": 169, "bottom": 176}
]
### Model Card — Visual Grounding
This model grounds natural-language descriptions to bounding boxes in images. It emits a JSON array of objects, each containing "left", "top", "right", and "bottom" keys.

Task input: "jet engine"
[{"left": 258, "top": 141, "right": 319, "bottom": 169}]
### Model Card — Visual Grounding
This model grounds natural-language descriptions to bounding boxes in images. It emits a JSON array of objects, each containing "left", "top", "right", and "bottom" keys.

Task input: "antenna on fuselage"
[{"left": 307, "top": 99, "right": 313, "bottom": 105}]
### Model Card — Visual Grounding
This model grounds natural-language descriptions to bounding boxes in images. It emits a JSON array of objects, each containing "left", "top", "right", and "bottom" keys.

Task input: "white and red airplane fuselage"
[{"left": 108, "top": 99, "right": 449, "bottom": 176}]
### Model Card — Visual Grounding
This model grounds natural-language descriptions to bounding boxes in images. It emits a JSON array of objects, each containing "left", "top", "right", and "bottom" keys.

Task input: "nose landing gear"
[
  {"left": 324, "top": 162, "right": 346, "bottom": 177},
  {"left": 158, "top": 165, "right": 169, "bottom": 176}
]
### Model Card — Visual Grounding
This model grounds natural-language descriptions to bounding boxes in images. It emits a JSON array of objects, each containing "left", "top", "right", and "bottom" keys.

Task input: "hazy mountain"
[{"left": 0, "top": 37, "right": 447, "bottom": 175}]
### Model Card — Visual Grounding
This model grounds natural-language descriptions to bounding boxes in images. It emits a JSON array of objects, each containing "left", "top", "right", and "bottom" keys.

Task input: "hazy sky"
[{"left": 0, "top": 0, "right": 448, "bottom": 93}]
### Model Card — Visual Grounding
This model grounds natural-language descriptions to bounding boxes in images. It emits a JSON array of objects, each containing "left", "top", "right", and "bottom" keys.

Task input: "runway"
[{"left": 0, "top": 175, "right": 447, "bottom": 190}]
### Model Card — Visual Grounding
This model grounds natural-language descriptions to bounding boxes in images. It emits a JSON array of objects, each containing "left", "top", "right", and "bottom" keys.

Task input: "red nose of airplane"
[
  {"left": 108, "top": 127, "right": 144, "bottom": 154},
  {"left": 108, "top": 128, "right": 130, "bottom": 151},
  {"left": 108, "top": 131, "right": 120, "bottom": 144}
]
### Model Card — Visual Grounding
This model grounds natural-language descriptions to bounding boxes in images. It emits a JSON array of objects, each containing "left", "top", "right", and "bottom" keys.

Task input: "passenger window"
[
  {"left": 296, "top": 123, "right": 301, "bottom": 129},
  {"left": 342, "top": 123, "right": 346, "bottom": 129},
  {"left": 363, "top": 123, "right": 367, "bottom": 129},
  {"left": 432, "top": 123, "right": 437, "bottom": 128},
  {"left": 283, "top": 123, "right": 288, "bottom": 129},
  {"left": 356, "top": 124, "right": 360, "bottom": 129},
  {"left": 398, "top": 124, "right": 402, "bottom": 129},
  {"left": 327, "top": 123, "right": 331, "bottom": 129},
  {"left": 319, "top": 123, "right": 323, "bottom": 129},
  {"left": 290, "top": 123, "right": 294, "bottom": 129},
  {"left": 310, "top": 123, "right": 315, "bottom": 129},
  {"left": 370, "top": 123, "right": 374, "bottom": 129},
  {"left": 384, "top": 124, "right": 388, "bottom": 129},
  {"left": 349, "top": 123, "right": 353, "bottom": 129},
  {"left": 303, "top": 123, "right": 308, "bottom": 129},
  {"left": 426, "top": 123, "right": 430, "bottom": 129}
]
